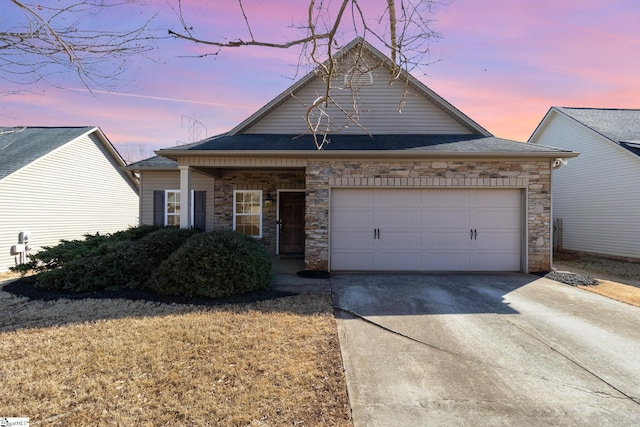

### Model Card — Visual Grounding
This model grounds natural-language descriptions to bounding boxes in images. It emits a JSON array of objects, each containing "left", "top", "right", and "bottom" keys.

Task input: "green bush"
[
  {"left": 122, "top": 227, "right": 200, "bottom": 288},
  {"left": 152, "top": 231, "right": 272, "bottom": 298},
  {"left": 11, "top": 225, "right": 161, "bottom": 275},
  {"left": 34, "top": 227, "right": 199, "bottom": 292}
]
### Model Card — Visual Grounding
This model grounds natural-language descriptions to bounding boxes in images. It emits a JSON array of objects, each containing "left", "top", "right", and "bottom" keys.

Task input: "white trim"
[
  {"left": 233, "top": 190, "right": 263, "bottom": 238},
  {"left": 164, "top": 189, "right": 195, "bottom": 226}
]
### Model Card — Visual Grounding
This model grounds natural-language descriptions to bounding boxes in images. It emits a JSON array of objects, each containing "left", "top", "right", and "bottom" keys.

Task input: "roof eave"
[
  {"left": 156, "top": 149, "right": 579, "bottom": 160},
  {"left": 527, "top": 107, "right": 558, "bottom": 143},
  {"left": 123, "top": 165, "right": 178, "bottom": 171}
]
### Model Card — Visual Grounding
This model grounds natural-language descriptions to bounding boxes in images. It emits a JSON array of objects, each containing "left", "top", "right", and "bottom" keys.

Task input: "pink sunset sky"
[{"left": 1, "top": 0, "right": 639, "bottom": 162}]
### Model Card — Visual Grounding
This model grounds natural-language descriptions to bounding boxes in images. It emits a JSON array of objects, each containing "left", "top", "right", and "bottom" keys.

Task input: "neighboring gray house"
[
  {"left": 128, "top": 38, "right": 576, "bottom": 273},
  {"left": 0, "top": 126, "right": 139, "bottom": 271},
  {"left": 529, "top": 107, "right": 640, "bottom": 259}
]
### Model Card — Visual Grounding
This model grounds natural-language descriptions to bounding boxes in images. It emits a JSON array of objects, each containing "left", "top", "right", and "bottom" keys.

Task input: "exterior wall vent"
[{"left": 343, "top": 69, "right": 373, "bottom": 88}]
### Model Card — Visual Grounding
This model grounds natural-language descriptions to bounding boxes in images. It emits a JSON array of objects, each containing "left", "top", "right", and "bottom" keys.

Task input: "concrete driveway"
[{"left": 331, "top": 273, "right": 640, "bottom": 426}]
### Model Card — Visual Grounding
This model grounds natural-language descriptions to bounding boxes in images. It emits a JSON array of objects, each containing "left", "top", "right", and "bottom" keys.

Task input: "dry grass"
[
  {"left": 0, "top": 278, "right": 352, "bottom": 426},
  {"left": 578, "top": 280, "right": 640, "bottom": 308},
  {"left": 553, "top": 251, "right": 640, "bottom": 308}
]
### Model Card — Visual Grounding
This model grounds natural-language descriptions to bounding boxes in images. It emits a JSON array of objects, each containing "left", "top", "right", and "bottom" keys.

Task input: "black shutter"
[
  {"left": 194, "top": 191, "right": 206, "bottom": 230},
  {"left": 153, "top": 190, "right": 165, "bottom": 226}
]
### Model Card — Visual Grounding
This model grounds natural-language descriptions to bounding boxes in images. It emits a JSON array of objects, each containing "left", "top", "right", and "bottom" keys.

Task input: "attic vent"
[{"left": 343, "top": 68, "right": 373, "bottom": 88}]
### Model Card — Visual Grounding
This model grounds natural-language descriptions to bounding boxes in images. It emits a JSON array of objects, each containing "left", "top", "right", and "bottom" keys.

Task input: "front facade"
[
  {"left": 0, "top": 126, "right": 139, "bottom": 271},
  {"left": 130, "top": 39, "right": 575, "bottom": 273},
  {"left": 529, "top": 107, "right": 640, "bottom": 259}
]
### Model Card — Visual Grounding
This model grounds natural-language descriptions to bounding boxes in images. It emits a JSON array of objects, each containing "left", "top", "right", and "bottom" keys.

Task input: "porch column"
[{"left": 179, "top": 165, "right": 192, "bottom": 229}]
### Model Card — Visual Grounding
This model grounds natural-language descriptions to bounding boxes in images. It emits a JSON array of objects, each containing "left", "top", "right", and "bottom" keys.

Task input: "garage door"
[{"left": 330, "top": 188, "right": 522, "bottom": 271}]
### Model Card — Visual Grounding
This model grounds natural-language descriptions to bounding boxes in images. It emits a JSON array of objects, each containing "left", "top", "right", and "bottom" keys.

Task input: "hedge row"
[{"left": 13, "top": 227, "right": 272, "bottom": 297}]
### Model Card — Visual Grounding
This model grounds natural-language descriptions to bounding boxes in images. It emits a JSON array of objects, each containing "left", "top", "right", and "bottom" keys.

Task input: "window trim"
[
  {"left": 233, "top": 190, "right": 263, "bottom": 238},
  {"left": 164, "top": 189, "right": 195, "bottom": 226}
]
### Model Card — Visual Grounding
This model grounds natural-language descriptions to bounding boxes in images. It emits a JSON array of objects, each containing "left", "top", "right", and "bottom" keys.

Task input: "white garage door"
[{"left": 330, "top": 188, "right": 522, "bottom": 271}]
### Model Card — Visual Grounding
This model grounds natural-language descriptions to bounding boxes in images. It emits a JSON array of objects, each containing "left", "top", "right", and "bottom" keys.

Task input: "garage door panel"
[
  {"left": 381, "top": 230, "right": 423, "bottom": 248},
  {"left": 427, "top": 231, "right": 472, "bottom": 250},
  {"left": 376, "top": 209, "right": 423, "bottom": 227},
  {"left": 331, "top": 251, "right": 375, "bottom": 271},
  {"left": 330, "top": 188, "right": 522, "bottom": 271},
  {"left": 331, "top": 229, "right": 374, "bottom": 248},
  {"left": 377, "top": 190, "right": 422, "bottom": 207},
  {"left": 429, "top": 210, "right": 471, "bottom": 228},
  {"left": 332, "top": 188, "right": 373, "bottom": 205},
  {"left": 376, "top": 251, "right": 424, "bottom": 270},
  {"left": 471, "top": 252, "right": 521, "bottom": 271},
  {"left": 426, "top": 253, "right": 471, "bottom": 270},
  {"left": 475, "top": 209, "right": 520, "bottom": 228},
  {"left": 332, "top": 208, "right": 374, "bottom": 227},
  {"left": 471, "top": 189, "right": 520, "bottom": 207},
  {"left": 426, "top": 190, "right": 470, "bottom": 207},
  {"left": 475, "top": 231, "right": 520, "bottom": 250}
]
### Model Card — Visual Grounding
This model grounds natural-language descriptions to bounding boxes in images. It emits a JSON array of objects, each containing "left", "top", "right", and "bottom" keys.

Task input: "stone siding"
[
  {"left": 305, "top": 159, "right": 552, "bottom": 272},
  {"left": 213, "top": 171, "right": 305, "bottom": 253}
]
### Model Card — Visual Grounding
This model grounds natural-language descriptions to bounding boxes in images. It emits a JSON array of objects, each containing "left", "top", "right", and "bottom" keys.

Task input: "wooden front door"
[{"left": 279, "top": 192, "right": 306, "bottom": 254}]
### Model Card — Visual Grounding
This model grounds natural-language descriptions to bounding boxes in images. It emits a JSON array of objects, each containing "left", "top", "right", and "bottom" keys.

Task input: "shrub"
[
  {"left": 109, "top": 224, "right": 163, "bottom": 242},
  {"left": 123, "top": 227, "right": 200, "bottom": 288},
  {"left": 22, "top": 226, "right": 194, "bottom": 292},
  {"left": 11, "top": 225, "right": 161, "bottom": 275},
  {"left": 152, "top": 231, "right": 272, "bottom": 298}
]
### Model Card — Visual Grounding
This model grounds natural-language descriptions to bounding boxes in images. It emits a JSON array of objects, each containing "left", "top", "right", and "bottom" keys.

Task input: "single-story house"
[
  {"left": 127, "top": 38, "right": 576, "bottom": 273},
  {"left": 0, "top": 126, "right": 139, "bottom": 271},
  {"left": 529, "top": 107, "right": 640, "bottom": 259}
]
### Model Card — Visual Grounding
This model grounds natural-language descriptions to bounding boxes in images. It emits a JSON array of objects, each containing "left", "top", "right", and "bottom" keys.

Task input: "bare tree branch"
[
  {"left": 167, "top": 0, "right": 445, "bottom": 148},
  {"left": 1, "top": 0, "right": 158, "bottom": 93}
]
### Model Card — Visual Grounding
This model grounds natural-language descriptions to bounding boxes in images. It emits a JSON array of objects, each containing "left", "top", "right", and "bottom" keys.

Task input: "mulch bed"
[{"left": 3, "top": 275, "right": 296, "bottom": 307}]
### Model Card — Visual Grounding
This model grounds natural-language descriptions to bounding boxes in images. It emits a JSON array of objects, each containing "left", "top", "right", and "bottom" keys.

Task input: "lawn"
[{"left": 0, "top": 276, "right": 352, "bottom": 426}]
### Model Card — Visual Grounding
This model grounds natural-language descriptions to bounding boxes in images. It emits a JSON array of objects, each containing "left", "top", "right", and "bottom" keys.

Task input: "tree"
[
  {"left": 1, "top": 0, "right": 156, "bottom": 92},
  {"left": 168, "top": 0, "right": 443, "bottom": 148}
]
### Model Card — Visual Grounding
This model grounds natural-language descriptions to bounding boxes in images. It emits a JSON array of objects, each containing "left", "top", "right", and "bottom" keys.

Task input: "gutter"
[{"left": 155, "top": 149, "right": 580, "bottom": 161}]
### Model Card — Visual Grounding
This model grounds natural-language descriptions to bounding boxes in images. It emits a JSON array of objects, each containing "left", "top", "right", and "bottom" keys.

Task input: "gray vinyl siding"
[
  {"left": 0, "top": 132, "right": 139, "bottom": 271},
  {"left": 245, "top": 65, "right": 472, "bottom": 135},
  {"left": 534, "top": 113, "right": 640, "bottom": 258},
  {"left": 139, "top": 170, "right": 215, "bottom": 231}
]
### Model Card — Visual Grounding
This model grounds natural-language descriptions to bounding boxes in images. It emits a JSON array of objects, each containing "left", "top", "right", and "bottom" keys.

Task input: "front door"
[{"left": 278, "top": 192, "right": 306, "bottom": 254}]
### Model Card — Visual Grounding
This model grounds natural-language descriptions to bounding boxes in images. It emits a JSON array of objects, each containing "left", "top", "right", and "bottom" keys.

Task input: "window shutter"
[
  {"left": 194, "top": 191, "right": 206, "bottom": 230},
  {"left": 153, "top": 190, "right": 165, "bottom": 226}
]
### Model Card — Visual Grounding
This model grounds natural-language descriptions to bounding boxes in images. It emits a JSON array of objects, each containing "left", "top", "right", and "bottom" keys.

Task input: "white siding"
[
  {"left": 246, "top": 64, "right": 472, "bottom": 135},
  {"left": 0, "top": 132, "right": 139, "bottom": 271},
  {"left": 139, "top": 170, "right": 215, "bottom": 231},
  {"left": 534, "top": 113, "right": 640, "bottom": 258}
]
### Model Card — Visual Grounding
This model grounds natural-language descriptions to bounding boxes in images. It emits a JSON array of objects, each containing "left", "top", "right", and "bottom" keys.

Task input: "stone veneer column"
[{"left": 305, "top": 162, "right": 331, "bottom": 271}]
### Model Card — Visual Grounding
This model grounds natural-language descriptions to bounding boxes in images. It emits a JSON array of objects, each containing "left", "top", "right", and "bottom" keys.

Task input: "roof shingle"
[{"left": 0, "top": 126, "right": 94, "bottom": 179}]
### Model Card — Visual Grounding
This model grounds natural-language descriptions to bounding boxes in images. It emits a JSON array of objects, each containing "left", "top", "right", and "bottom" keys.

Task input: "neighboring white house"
[
  {"left": 0, "top": 126, "right": 140, "bottom": 271},
  {"left": 529, "top": 107, "right": 640, "bottom": 259}
]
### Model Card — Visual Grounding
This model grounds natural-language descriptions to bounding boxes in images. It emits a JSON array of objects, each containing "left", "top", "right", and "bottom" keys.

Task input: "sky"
[{"left": 1, "top": 0, "right": 639, "bottom": 162}]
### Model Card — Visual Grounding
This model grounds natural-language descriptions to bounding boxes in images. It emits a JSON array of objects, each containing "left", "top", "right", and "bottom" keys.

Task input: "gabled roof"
[
  {"left": 227, "top": 37, "right": 492, "bottom": 137},
  {"left": 148, "top": 38, "right": 575, "bottom": 162},
  {"left": 530, "top": 107, "right": 640, "bottom": 157},
  {"left": 0, "top": 126, "right": 139, "bottom": 187},
  {"left": 0, "top": 126, "right": 92, "bottom": 179}
]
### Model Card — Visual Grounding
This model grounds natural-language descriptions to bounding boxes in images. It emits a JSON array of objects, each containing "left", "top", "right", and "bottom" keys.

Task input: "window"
[
  {"left": 162, "top": 190, "right": 200, "bottom": 227},
  {"left": 234, "top": 190, "right": 262, "bottom": 237},
  {"left": 165, "top": 190, "right": 181, "bottom": 226}
]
